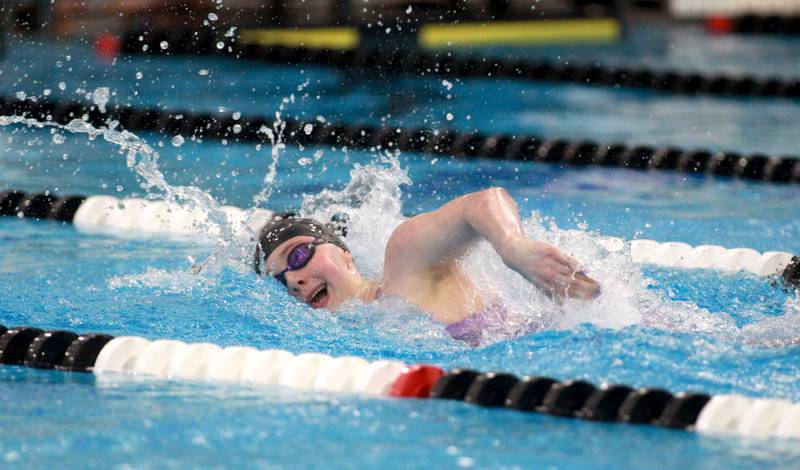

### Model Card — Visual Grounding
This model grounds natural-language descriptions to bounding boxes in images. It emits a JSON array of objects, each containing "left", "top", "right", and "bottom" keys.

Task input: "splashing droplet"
[{"left": 92, "top": 87, "right": 110, "bottom": 113}]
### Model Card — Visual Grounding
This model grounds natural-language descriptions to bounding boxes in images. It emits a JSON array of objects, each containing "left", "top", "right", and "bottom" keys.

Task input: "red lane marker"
[
  {"left": 389, "top": 364, "right": 445, "bottom": 398},
  {"left": 706, "top": 16, "right": 733, "bottom": 35},
  {"left": 95, "top": 34, "right": 121, "bottom": 61}
]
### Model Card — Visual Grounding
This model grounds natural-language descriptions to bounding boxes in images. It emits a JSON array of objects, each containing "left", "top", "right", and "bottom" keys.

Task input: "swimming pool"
[{"left": 2, "top": 20, "right": 800, "bottom": 468}]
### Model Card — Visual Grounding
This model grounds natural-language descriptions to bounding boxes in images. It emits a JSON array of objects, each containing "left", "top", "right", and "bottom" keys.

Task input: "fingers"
[
  {"left": 526, "top": 244, "right": 599, "bottom": 301},
  {"left": 564, "top": 272, "right": 600, "bottom": 300},
  {"left": 547, "top": 268, "right": 600, "bottom": 301}
]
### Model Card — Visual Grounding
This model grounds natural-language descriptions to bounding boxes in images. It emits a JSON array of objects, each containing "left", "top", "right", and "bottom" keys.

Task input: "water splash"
[
  {"left": 301, "top": 151, "right": 410, "bottom": 278},
  {"left": 0, "top": 111, "right": 254, "bottom": 275}
]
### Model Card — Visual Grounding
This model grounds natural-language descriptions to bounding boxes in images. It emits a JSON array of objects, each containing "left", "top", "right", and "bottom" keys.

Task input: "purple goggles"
[{"left": 272, "top": 239, "right": 326, "bottom": 286}]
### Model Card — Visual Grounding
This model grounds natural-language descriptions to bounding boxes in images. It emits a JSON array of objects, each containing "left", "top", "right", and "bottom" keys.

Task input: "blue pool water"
[{"left": 2, "top": 21, "right": 800, "bottom": 468}]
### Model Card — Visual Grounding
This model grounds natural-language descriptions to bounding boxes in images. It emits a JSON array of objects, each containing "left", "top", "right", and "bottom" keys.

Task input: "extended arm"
[{"left": 384, "top": 187, "right": 599, "bottom": 300}]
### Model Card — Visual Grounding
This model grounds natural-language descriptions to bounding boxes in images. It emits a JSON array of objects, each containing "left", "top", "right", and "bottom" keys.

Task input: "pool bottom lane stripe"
[{"left": 2, "top": 326, "right": 800, "bottom": 439}]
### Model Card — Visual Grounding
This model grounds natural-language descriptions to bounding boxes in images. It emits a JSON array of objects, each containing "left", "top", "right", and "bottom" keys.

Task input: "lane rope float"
[
  {"left": 1, "top": 189, "right": 798, "bottom": 286},
  {"left": 2, "top": 96, "right": 798, "bottom": 184},
  {"left": 236, "top": 18, "right": 621, "bottom": 50},
  {"left": 2, "top": 324, "right": 800, "bottom": 440},
  {"left": 706, "top": 15, "right": 800, "bottom": 36},
  {"left": 119, "top": 28, "right": 800, "bottom": 100}
]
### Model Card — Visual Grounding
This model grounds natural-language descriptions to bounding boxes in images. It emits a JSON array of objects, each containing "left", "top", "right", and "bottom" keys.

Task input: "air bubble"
[
  {"left": 160, "top": 41, "right": 169, "bottom": 50},
  {"left": 304, "top": 124, "right": 314, "bottom": 135},
  {"left": 171, "top": 135, "right": 185, "bottom": 147}
]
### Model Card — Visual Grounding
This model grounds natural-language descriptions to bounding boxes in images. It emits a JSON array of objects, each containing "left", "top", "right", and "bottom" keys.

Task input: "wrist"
[{"left": 495, "top": 234, "right": 527, "bottom": 263}]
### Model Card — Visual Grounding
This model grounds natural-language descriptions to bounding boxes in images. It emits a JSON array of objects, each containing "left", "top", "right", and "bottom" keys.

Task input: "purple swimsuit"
[{"left": 445, "top": 303, "right": 508, "bottom": 347}]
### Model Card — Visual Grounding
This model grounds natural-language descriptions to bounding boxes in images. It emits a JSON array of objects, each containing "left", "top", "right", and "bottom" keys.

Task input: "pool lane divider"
[
  {"left": 715, "top": 14, "right": 800, "bottom": 35},
  {"left": 119, "top": 28, "right": 800, "bottom": 100},
  {"left": 2, "top": 325, "right": 800, "bottom": 440},
  {"left": 2, "top": 189, "right": 799, "bottom": 287},
  {"left": 236, "top": 18, "right": 621, "bottom": 50},
  {"left": 2, "top": 96, "right": 799, "bottom": 185}
]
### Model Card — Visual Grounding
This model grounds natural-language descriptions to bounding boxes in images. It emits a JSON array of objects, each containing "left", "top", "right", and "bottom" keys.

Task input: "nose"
[{"left": 284, "top": 270, "right": 307, "bottom": 295}]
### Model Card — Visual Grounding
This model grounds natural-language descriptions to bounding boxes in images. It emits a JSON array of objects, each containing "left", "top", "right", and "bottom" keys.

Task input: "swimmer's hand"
[{"left": 498, "top": 237, "right": 600, "bottom": 301}]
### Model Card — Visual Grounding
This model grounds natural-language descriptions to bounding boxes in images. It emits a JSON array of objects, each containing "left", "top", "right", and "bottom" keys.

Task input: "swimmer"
[{"left": 255, "top": 187, "right": 600, "bottom": 345}]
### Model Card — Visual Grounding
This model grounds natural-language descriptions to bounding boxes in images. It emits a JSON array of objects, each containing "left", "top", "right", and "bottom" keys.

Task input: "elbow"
[
  {"left": 476, "top": 187, "right": 513, "bottom": 208},
  {"left": 483, "top": 186, "right": 510, "bottom": 200}
]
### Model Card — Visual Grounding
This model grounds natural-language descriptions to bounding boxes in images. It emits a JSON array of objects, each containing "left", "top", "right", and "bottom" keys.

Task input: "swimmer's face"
[{"left": 264, "top": 235, "right": 360, "bottom": 310}]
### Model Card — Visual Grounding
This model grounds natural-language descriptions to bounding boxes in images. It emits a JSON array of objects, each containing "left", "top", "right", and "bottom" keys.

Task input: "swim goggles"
[{"left": 271, "top": 239, "right": 326, "bottom": 286}]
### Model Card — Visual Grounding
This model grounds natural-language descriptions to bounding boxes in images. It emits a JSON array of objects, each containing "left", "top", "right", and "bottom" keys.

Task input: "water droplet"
[
  {"left": 232, "top": 124, "right": 242, "bottom": 134},
  {"left": 51, "top": 134, "right": 64, "bottom": 144},
  {"left": 58, "top": 82, "right": 66, "bottom": 91},
  {"left": 445, "top": 113, "right": 454, "bottom": 121},
  {"left": 159, "top": 41, "right": 169, "bottom": 50},
  {"left": 198, "top": 69, "right": 209, "bottom": 76},
  {"left": 171, "top": 135, "right": 185, "bottom": 147},
  {"left": 232, "top": 112, "right": 241, "bottom": 120},
  {"left": 303, "top": 124, "right": 314, "bottom": 135},
  {"left": 92, "top": 87, "right": 110, "bottom": 113},
  {"left": 135, "top": 71, "right": 143, "bottom": 80},
  {"left": 116, "top": 185, "right": 124, "bottom": 192},
  {"left": 216, "top": 41, "right": 225, "bottom": 49},
  {"left": 208, "top": 12, "right": 218, "bottom": 21},
  {"left": 298, "top": 157, "right": 311, "bottom": 166},
  {"left": 15, "top": 91, "right": 26, "bottom": 100}
]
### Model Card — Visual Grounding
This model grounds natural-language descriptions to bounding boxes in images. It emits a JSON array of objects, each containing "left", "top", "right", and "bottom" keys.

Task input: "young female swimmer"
[{"left": 254, "top": 187, "right": 600, "bottom": 345}]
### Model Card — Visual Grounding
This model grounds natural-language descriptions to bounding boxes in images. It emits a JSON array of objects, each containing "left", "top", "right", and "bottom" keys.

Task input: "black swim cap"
[{"left": 254, "top": 213, "right": 348, "bottom": 275}]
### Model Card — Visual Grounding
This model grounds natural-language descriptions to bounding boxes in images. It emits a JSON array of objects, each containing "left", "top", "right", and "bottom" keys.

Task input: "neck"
[{"left": 353, "top": 279, "right": 380, "bottom": 303}]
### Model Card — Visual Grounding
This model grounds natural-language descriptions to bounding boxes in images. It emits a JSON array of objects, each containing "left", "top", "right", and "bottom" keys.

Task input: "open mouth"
[{"left": 308, "top": 284, "right": 329, "bottom": 308}]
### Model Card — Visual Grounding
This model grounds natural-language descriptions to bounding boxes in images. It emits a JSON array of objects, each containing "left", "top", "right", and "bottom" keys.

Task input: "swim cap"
[{"left": 254, "top": 213, "right": 349, "bottom": 275}]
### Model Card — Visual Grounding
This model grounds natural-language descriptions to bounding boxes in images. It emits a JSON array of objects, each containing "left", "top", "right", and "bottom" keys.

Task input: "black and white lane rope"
[
  {"left": 2, "top": 189, "right": 798, "bottom": 286},
  {"left": 2, "top": 96, "right": 799, "bottom": 184},
  {"left": 728, "top": 15, "right": 800, "bottom": 35},
  {"left": 119, "top": 28, "right": 800, "bottom": 100},
  {"left": 2, "top": 323, "right": 800, "bottom": 439}
]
